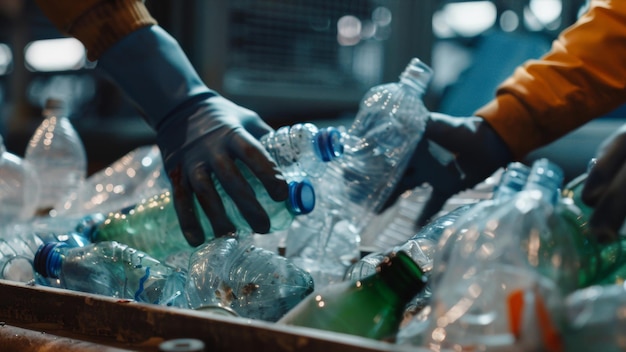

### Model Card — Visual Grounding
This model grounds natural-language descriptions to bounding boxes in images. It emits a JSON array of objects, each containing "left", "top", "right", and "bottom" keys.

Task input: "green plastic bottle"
[
  {"left": 562, "top": 173, "right": 626, "bottom": 286},
  {"left": 278, "top": 250, "right": 427, "bottom": 340}
]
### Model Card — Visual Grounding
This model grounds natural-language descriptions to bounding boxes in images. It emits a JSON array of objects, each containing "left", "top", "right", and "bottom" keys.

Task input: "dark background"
[{"left": 0, "top": 0, "right": 621, "bottom": 180}]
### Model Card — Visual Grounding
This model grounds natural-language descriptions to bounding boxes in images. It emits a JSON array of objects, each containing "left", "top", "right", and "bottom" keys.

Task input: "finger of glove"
[
  {"left": 588, "top": 162, "right": 626, "bottom": 243},
  {"left": 416, "top": 190, "right": 455, "bottom": 227},
  {"left": 582, "top": 131, "right": 626, "bottom": 206},
  {"left": 423, "top": 113, "right": 473, "bottom": 150},
  {"left": 188, "top": 164, "right": 237, "bottom": 239},
  {"left": 211, "top": 150, "right": 273, "bottom": 234},
  {"left": 230, "top": 129, "right": 289, "bottom": 202},
  {"left": 168, "top": 166, "right": 209, "bottom": 247},
  {"left": 243, "top": 116, "right": 274, "bottom": 139}
]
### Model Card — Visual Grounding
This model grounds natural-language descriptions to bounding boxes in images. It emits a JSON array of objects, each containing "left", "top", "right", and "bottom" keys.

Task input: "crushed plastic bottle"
[
  {"left": 285, "top": 58, "right": 434, "bottom": 287},
  {"left": 186, "top": 234, "right": 314, "bottom": 322},
  {"left": 55, "top": 144, "right": 170, "bottom": 217}
]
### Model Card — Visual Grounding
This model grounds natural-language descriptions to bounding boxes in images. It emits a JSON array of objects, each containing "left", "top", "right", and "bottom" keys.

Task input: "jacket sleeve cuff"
[
  {"left": 474, "top": 94, "right": 544, "bottom": 160},
  {"left": 68, "top": 0, "right": 157, "bottom": 61}
]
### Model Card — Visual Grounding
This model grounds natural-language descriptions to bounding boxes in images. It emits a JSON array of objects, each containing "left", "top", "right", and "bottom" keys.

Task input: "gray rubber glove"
[
  {"left": 381, "top": 112, "right": 513, "bottom": 226},
  {"left": 582, "top": 124, "right": 626, "bottom": 242},
  {"left": 98, "top": 25, "right": 288, "bottom": 246}
]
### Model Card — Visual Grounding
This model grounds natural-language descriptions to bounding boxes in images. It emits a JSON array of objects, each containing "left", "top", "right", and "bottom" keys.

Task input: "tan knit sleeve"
[{"left": 35, "top": 0, "right": 157, "bottom": 61}]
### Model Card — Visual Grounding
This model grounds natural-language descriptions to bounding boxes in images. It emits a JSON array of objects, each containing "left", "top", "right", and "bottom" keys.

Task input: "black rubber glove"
[
  {"left": 380, "top": 112, "right": 513, "bottom": 226},
  {"left": 98, "top": 25, "right": 288, "bottom": 246},
  {"left": 582, "top": 124, "right": 626, "bottom": 242}
]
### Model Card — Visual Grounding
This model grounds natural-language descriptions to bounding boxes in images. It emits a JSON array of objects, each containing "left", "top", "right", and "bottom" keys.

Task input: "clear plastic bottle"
[
  {"left": 562, "top": 284, "right": 626, "bottom": 352},
  {"left": 186, "top": 234, "right": 314, "bottom": 322},
  {"left": 285, "top": 58, "right": 434, "bottom": 286},
  {"left": 278, "top": 250, "right": 428, "bottom": 340},
  {"left": 422, "top": 159, "right": 602, "bottom": 350},
  {"left": 34, "top": 241, "right": 188, "bottom": 307},
  {"left": 429, "top": 162, "right": 531, "bottom": 285},
  {"left": 0, "top": 228, "right": 89, "bottom": 283},
  {"left": 55, "top": 144, "right": 170, "bottom": 217},
  {"left": 0, "top": 134, "right": 39, "bottom": 224},
  {"left": 86, "top": 171, "right": 315, "bottom": 266},
  {"left": 343, "top": 205, "right": 469, "bottom": 283},
  {"left": 260, "top": 123, "right": 344, "bottom": 180},
  {"left": 25, "top": 98, "right": 87, "bottom": 216},
  {"left": 324, "top": 57, "right": 433, "bottom": 219},
  {"left": 344, "top": 162, "right": 531, "bottom": 282}
]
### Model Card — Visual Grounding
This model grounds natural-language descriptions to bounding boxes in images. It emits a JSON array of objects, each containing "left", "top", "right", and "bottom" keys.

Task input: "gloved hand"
[
  {"left": 98, "top": 25, "right": 289, "bottom": 246},
  {"left": 381, "top": 112, "right": 513, "bottom": 226},
  {"left": 582, "top": 124, "right": 626, "bottom": 242}
]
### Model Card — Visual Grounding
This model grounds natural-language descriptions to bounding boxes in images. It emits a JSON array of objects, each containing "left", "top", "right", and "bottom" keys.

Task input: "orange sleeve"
[
  {"left": 475, "top": 0, "right": 626, "bottom": 159},
  {"left": 34, "top": 0, "right": 156, "bottom": 61}
]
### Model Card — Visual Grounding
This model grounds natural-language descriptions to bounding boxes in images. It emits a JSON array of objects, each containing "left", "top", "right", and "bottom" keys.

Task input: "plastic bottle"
[
  {"left": 285, "top": 58, "right": 434, "bottom": 286},
  {"left": 325, "top": 57, "right": 433, "bottom": 219},
  {"left": 0, "top": 228, "right": 89, "bottom": 283},
  {"left": 428, "top": 162, "right": 531, "bottom": 285},
  {"left": 0, "top": 134, "right": 39, "bottom": 224},
  {"left": 562, "top": 172, "right": 626, "bottom": 286},
  {"left": 344, "top": 162, "right": 531, "bottom": 282},
  {"left": 85, "top": 171, "right": 315, "bottom": 266},
  {"left": 55, "top": 144, "right": 170, "bottom": 217},
  {"left": 422, "top": 159, "right": 605, "bottom": 351},
  {"left": 278, "top": 250, "right": 428, "bottom": 340},
  {"left": 34, "top": 241, "right": 188, "bottom": 307},
  {"left": 562, "top": 284, "right": 626, "bottom": 352},
  {"left": 25, "top": 98, "right": 87, "bottom": 216},
  {"left": 260, "top": 123, "right": 344, "bottom": 180},
  {"left": 343, "top": 205, "right": 470, "bottom": 282},
  {"left": 186, "top": 234, "right": 314, "bottom": 322}
]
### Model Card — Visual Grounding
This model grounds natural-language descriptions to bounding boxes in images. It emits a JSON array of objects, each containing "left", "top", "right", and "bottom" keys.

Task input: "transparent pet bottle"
[
  {"left": 0, "top": 134, "right": 39, "bottom": 224},
  {"left": 260, "top": 122, "right": 344, "bottom": 180},
  {"left": 34, "top": 241, "right": 187, "bottom": 307},
  {"left": 186, "top": 234, "right": 314, "bottom": 322},
  {"left": 25, "top": 98, "right": 87, "bottom": 216}
]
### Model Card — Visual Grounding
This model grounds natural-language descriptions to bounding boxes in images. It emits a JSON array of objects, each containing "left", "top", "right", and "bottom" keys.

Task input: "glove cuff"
[{"left": 97, "top": 25, "right": 218, "bottom": 130}]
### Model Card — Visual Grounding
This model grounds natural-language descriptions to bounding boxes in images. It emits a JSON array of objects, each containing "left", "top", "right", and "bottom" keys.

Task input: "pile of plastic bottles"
[{"left": 1, "top": 60, "right": 625, "bottom": 352}]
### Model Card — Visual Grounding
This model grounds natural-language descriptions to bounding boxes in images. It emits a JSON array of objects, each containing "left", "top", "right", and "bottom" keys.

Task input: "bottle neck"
[
  {"left": 375, "top": 251, "right": 427, "bottom": 301},
  {"left": 286, "top": 179, "right": 316, "bottom": 215},
  {"left": 34, "top": 242, "right": 68, "bottom": 279},
  {"left": 524, "top": 159, "right": 564, "bottom": 206},
  {"left": 398, "top": 58, "right": 433, "bottom": 94},
  {"left": 314, "top": 127, "right": 344, "bottom": 162},
  {"left": 493, "top": 163, "right": 530, "bottom": 201}
]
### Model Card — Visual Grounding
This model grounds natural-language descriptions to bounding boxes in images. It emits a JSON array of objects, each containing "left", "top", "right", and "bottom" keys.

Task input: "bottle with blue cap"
[
  {"left": 260, "top": 122, "right": 344, "bottom": 180},
  {"left": 284, "top": 58, "right": 436, "bottom": 286},
  {"left": 0, "top": 229, "right": 88, "bottom": 283},
  {"left": 34, "top": 240, "right": 188, "bottom": 307}
]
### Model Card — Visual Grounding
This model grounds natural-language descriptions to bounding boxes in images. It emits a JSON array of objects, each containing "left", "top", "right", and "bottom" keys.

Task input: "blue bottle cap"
[
  {"left": 287, "top": 179, "right": 315, "bottom": 215},
  {"left": 315, "top": 127, "right": 344, "bottom": 162},
  {"left": 34, "top": 242, "right": 68, "bottom": 279}
]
